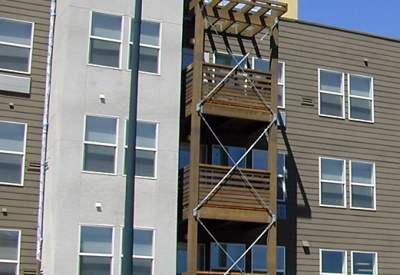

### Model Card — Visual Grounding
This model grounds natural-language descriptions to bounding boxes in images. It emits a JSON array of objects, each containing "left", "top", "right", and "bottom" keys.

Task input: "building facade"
[
  {"left": 0, "top": 0, "right": 52, "bottom": 274},
  {"left": 41, "top": 0, "right": 183, "bottom": 274}
]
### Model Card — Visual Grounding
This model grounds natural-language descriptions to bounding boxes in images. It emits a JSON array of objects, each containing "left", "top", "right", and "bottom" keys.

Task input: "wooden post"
[
  {"left": 187, "top": 2, "right": 204, "bottom": 274},
  {"left": 268, "top": 14, "right": 279, "bottom": 275}
]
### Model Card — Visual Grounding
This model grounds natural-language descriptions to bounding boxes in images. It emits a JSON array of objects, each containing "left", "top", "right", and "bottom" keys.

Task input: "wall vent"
[
  {"left": 27, "top": 161, "right": 42, "bottom": 172},
  {"left": 301, "top": 96, "right": 314, "bottom": 106}
]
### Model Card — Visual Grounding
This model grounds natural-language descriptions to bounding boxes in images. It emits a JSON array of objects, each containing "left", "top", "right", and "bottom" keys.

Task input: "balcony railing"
[
  {"left": 185, "top": 62, "right": 272, "bottom": 117},
  {"left": 182, "top": 163, "right": 270, "bottom": 211}
]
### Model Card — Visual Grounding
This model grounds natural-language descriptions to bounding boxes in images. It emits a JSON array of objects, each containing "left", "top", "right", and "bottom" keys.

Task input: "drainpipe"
[{"left": 36, "top": 0, "right": 57, "bottom": 262}]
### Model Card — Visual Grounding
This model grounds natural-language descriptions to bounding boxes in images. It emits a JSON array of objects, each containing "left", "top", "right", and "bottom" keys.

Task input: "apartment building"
[
  {"left": 0, "top": 0, "right": 52, "bottom": 274},
  {"left": 41, "top": 0, "right": 183, "bottom": 274}
]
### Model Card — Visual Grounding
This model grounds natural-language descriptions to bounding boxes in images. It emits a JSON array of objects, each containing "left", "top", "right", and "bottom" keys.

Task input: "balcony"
[
  {"left": 182, "top": 271, "right": 266, "bottom": 275},
  {"left": 181, "top": 163, "right": 271, "bottom": 223},
  {"left": 184, "top": 62, "right": 272, "bottom": 121}
]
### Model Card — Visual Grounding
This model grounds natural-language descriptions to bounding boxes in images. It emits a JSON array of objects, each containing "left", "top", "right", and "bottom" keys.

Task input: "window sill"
[
  {"left": 0, "top": 68, "right": 31, "bottom": 75},
  {"left": 319, "top": 204, "right": 346, "bottom": 209},
  {"left": 81, "top": 170, "right": 117, "bottom": 176},
  {"left": 350, "top": 206, "right": 376, "bottom": 211},
  {"left": 349, "top": 117, "right": 374, "bottom": 124},
  {"left": 318, "top": 113, "right": 346, "bottom": 120},
  {"left": 87, "top": 63, "right": 122, "bottom": 71},
  {"left": 0, "top": 182, "right": 24, "bottom": 187}
]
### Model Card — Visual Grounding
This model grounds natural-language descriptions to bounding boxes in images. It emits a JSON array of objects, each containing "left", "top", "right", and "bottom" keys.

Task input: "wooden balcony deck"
[
  {"left": 181, "top": 164, "right": 271, "bottom": 223},
  {"left": 185, "top": 62, "right": 272, "bottom": 121}
]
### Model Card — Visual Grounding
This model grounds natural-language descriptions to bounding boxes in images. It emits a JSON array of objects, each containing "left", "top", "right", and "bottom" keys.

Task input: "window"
[
  {"left": 135, "top": 121, "right": 157, "bottom": 178},
  {"left": 253, "top": 58, "right": 285, "bottom": 108},
  {"left": 319, "top": 157, "right": 346, "bottom": 207},
  {"left": 133, "top": 229, "right": 154, "bottom": 275},
  {"left": 252, "top": 150, "right": 286, "bottom": 202},
  {"left": 177, "top": 243, "right": 205, "bottom": 274},
  {"left": 251, "top": 245, "right": 285, "bottom": 275},
  {"left": 79, "top": 226, "right": 113, "bottom": 275},
  {"left": 0, "top": 229, "right": 20, "bottom": 275},
  {"left": 210, "top": 242, "right": 245, "bottom": 271},
  {"left": 348, "top": 74, "right": 374, "bottom": 122},
  {"left": 350, "top": 161, "right": 376, "bottom": 210},
  {"left": 320, "top": 249, "right": 346, "bottom": 275},
  {"left": 0, "top": 121, "right": 26, "bottom": 185},
  {"left": 89, "top": 12, "right": 122, "bottom": 68},
  {"left": 215, "top": 52, "right": 247, "bottom": 68},
  {"left": 212, "top": 145, "right": 246, "bottom": 168},
  {"left": 318, "top": 69, "right": 344, "bottom": 118},
  {"left": 0, "top": 18, "right": 34, "bottom": 73},
  {"left": 352, "top": 251, "right": 377, "bottom": 275},
  {"left": 83, "top": 115, "right": 118, "bottom": 174},
  {"left": 179, "top": 142, "right": 207, "bottom": 169},
  {"left": 130, "top": 20, "right": 161, "bottom": 74}
]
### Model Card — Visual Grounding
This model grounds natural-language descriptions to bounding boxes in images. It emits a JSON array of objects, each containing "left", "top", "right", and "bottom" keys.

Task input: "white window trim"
[
  {"left": 0, "top": 229, "right": 21, "bottom": 275},
  {"left": 319, "top": 157, "right": 346, "bottom": 208},
  {"left": 82, "top": 114, "right": 119, "bottom": 175},
  {"left": 349, "top": 160, "right": 376, "bottom": 211},
  {"left": 251, "top": 245, "right": 285, "bottom": 274},
  {"left": 348, "top": 73, "right": 374, "bottom": 123},
  {"left": 251, "top": 57, "right": 286, "bottom": 108},
  {"left": 132, "top": 227, "right": 155, "bottom": 275},
  {"left": 129, "top": 18, "right": 162, "bottom": 75},
  {"left": 88, "top": 11, "right": 123, "bottom": 69},
  {"left": 351, "top": 251, "right": 378, "bottom": 275},
  {"left": 78, "top": 224, "right": 115, "bottom": 275},
  {"left": 210, "top": 242, "right": 246, "bottom": 271},
  {"left": 0, "top": 17, "right": 34, "bottom": 74},
  {"left": 0, "top": 121, "right": 27, "bottom": 186},
  {"left": 318, "top": 68, "right": 345, "bottom": 119},
  {"left": 320, "top": 249, "right": 347, "bottom": 275}
]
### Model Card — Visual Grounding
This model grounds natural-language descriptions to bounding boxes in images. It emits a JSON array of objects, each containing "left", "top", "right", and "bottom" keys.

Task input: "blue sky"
[{"left": 299, "top": 0, "right": 400, "bottom": 39}]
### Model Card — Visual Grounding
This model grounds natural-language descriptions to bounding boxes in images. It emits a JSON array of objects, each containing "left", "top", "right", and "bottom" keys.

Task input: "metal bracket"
[{"left": 196, "top": 103, "right": 202, "bottom": 113}]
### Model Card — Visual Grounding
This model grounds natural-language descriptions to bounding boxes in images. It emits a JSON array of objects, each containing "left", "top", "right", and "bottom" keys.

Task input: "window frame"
[
  {"left": 0, "top": 120, "right": 27, "bottom": 186},
  {"left": 252, "top": 57, "right": 286, "bottom": 108},
  {"left": 351, "top": 251, "right": 378, "bottom": 275},
  {"left": 78, "top": 224, "right": 114, "bottom": 275},
  {"left": 132, "top": 227, "right": 155, "bottom": 275},
  {"left": 320, "top": 249, "right": 347, "bottom": 275},
  {"left": 212, "top": 144, "right": 246, "bottom": 168},
  {"left": 210, "top": 242, "right": 246, "bottom": 272},
  {"left": 82, "top": 114, "right": 119, "bottom": 175},
  {"left": 318, "top": 68, "right": 345, "bottom": 119},
  {"left": 88, "top": 11, "right": 123, "bottom": 69},
  {"left": 348, "top": 73, "right": 374, "bottom": 123},
  {"left": 0, "top": 229, "right": 21, "bottom": 275},
  {"left": 349, "top": 160, "right": 376, "bottom": 211},
  {"left": 319, "top": 157, "right": 346, "bottom": 208},
  {"left": 0, "top": 17, "right": 34, "bottom": 74},
  {"left": 251, "top": 245, "right": 285, "bottom": 274},
  {"left": 129, "top": 19, "right": 162, "bottom": 75}
]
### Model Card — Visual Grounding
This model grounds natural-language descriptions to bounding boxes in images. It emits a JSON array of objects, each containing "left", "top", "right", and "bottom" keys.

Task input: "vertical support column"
[
  {"left": 187, "top": 2, "right": 205, "bottom": 275},
  {"left": 268, "top": 16, "right": 279, "bottom": 275}
]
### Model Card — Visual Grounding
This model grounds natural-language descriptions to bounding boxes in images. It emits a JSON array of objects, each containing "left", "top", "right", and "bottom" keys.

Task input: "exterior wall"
[
  {"left": 279, "top": 19, "right": 400, "bottom": 274},
  {"left": 0, "top": 0, "right": 51, "bottom": 274},
  {"left": 42, "top": 0, "right": 182, "bottom": 274},
  {"left": 280, "top": 0, "right": 298, "bottom": 20}
]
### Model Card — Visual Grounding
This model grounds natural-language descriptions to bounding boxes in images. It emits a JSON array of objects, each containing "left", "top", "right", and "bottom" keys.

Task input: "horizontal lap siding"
[
  {"left": 0, "top": 0, "right": 50, "bottom": 272},
  {"left": 279, "top": 20, "right": 400, "bottom": 274}
]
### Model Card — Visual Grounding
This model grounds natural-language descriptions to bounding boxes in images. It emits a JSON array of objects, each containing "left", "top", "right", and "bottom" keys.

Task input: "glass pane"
[
  {"left": 278, "top": 177, "right": 285, "bottom": 201},
  {"left": 89, "top": 39, "right": 120, "bottom": 68},
  {"left": 350, "top": 98, "right": 372, "bottom": 121},
  {"left": 252, "top": 149, "right": 268, "bottom": 170},
  {"left": 133, "top": 229, "right": 153, "bottom": 256},
  {"left": 252, "top": 245, "right": 266, "bottom": 271},
  {"left": 0, "top": 122, "right": 25, "bottom": 152},
  {"left": 278, "top": 62, "right": 283, "bottom": 83},
  {"left": 0, "top": 153, "right": 23, "bottom": 184},
  {"left": 353, "top": 252, "right": 375, "bottom": 275},
  {"left": 322, "top": 250, "right": 345, "bottom": 273},
  {"left": 211, "top": 243, "right": 245, "bottom": 271},
  {"left": 352, "top": 162, "right": 373, "bottom": 184},
  {"left": 135, "top": 150, "right": 155, "bottom": 177},
  {"left": 320, "top": 70, "right": 342, "bottom": 93},
  {"left": 216, "top": 53, "right": 247, "bottom": 67},
  {"left": 278, "top": 85, "right": 284, "bottom": 107},
  {"left": 0, "top": 44, "right": 30, "bottom": 72},
  {"left": 132, "top": 258, "right": 152, "bottom": 275},
  {"left": 91, "top": 12, "right": 121, "bottom": 40},
  {"left": 350, "top": 75, "right": 371, "bottom": 97},
  {"left": 80, "top": 226, "right": 112, "bottom": 254},
  {"left": 320, "top": 93, "right": 343, "bottom": 117},
  {"left": 139, "top": 46, "right": 159, "bottom": 73},
  {"left": 254, "top": 58, "right": 269, "bottom": 72},
  {"left": 321, "top": 158, "right": 344, "bottom": 181},
  {"left": 0, "top": 18, "right": 32, "bottom": 45},
  {"left": 140, "top": 21, "right": 160, "bottom": 46},
  {"left": 212, "top": 146, "right": 246, "bottom": 168},
  {"left": 277, "top": 247, "right": 285, "bottom": 270},
  {"left": 137, "top": 122, "right": 156, "bottom": 148},
  {"left": 321, "top": 182, "right": 344, "bottom": 206},
  {"left": 80, "top": 256, "right": 111, "bottom": 275},
  {"left": 0, "top": 263, "right": 18, "bottom": 275},
  {"left": 85, "top": 116, "right": 117, "bottom": 144},
  {"left": 0, "top": 230, "right": 19, "bottom": 260},
  {"left": 352, "top": 186, "right": 374, "bottom": 209},
  {"left": 84, "top": 145, "right": 115, "bottom": 173}
]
